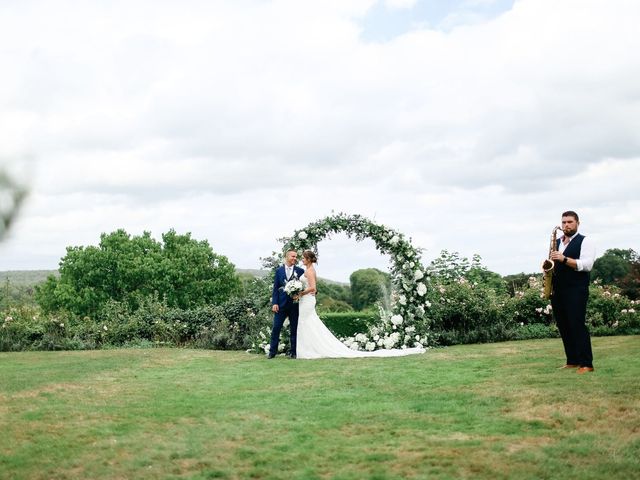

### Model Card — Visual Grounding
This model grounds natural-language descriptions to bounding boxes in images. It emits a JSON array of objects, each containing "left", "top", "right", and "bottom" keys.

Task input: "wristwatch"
[{"left": 563, "top": 257, "right": 568, "bottom": 264}]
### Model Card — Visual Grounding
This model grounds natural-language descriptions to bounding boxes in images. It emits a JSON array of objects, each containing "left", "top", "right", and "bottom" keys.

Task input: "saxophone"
[{"left": 542, "top": 226, "right": 562, "bottom": 299}]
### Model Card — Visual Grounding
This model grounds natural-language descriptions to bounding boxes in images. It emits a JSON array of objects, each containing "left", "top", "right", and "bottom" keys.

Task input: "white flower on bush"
[
  {"left": 283, "top": 318, "right": 290, "bottom": 327},
  {"left": 383, "top": 332, "right": 400, "bottom": 349},
  {"left": 389, "top": 235, "right": 400, "bottom": 245},
  {"left": 103, "top": 325, "right": 108, "bottom": 331},
  {"left": 373, "top": 334, "right": 380, "bottom": 341},
  {"left": 263, "top": 344, "right": 270, "bottom": 354},
  {"left": 405, "top": 326, "right": 415, "bottom": 333},
  {"left": 355, "top": 333, "right": 368, "bottom": 343},
  {"left": 365, "top": 342, "right": 376, "bottom": 351},
  {"left": 377, "top": 339, "right": 384, "bottom": 346},
  {"left": 398, "top": 295, "right": 407, "bottom": 306},
  {"left": 416, "top": 282, "right": 427, "bottom": 296},
  {"left": 390, "top": 314, "right": 403, "bottom": 326},
  {"left": 298, "top": 231, "right": 308, "bottom": 240},
  {"left": 424, "top": 300, "right": 432, "bottom": 308},
  {"left": 414, "top": 270, "right": 424, "bottom": 281},
  {"left": 415, "top": 335, "right": 421, "bottom": 341}
]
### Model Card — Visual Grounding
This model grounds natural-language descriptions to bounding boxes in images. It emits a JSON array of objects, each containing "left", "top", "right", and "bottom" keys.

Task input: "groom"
[{"left": 269, "top": 249, "right": 305, "bottom": 359}]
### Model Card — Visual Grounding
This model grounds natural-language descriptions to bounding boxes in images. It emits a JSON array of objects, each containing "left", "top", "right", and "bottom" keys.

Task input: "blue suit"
[{"left": 269, "top": 264, "right": 305, "bottom": 357}]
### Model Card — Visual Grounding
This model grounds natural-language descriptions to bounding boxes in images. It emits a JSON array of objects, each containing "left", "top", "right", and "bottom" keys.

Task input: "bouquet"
[{"left": 284, "top": 277, "right": 304, "bottom": 301}]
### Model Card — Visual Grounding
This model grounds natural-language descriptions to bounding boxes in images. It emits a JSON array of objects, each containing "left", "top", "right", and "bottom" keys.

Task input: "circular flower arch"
[{"left": 275, "top": 213, "right": 430, "bottom": 350}]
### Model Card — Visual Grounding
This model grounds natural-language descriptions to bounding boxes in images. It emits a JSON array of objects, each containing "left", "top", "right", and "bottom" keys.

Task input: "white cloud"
[
  {"left": 1, "top": 0, "right": 639, "bottom": 281},
  {"left": 384, "top": 0, "right": 418, "bottom": 10}
]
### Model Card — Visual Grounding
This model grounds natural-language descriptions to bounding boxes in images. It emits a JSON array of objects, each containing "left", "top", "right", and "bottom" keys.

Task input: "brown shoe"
[
  {"left": 558, "top": 364, "right": 579, "bottom": 369},
  {"left": 576, "top": 367, "right": 595, "bottom": 374}
]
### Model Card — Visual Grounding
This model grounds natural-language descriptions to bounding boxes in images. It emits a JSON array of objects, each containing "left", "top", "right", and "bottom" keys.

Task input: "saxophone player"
[{"left": 549, "top": 211, "right": 597, "bottom": 373}]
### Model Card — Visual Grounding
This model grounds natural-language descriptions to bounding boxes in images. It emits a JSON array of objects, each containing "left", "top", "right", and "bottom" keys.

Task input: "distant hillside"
[{"left": 0, "top": 270, "right": 59, "bottom": 286}]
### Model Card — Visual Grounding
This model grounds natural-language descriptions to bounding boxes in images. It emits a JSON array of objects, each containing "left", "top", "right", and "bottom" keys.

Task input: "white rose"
[
  {"left": 383, "top": 336, "right": 396, "bottom": 349},
  {"left": 391, "top": 314, "right": 403, "bottom": 326},
  {"left": 414, "top": 270, "right": 424, "bottom": 281},
  {"left": 424, "top": 301, "right": 432, "bottom": 308},
  {"left": 298, "top": 231, "right": 308, "bottom": 240},
  {"left": 417, "top": 283, "right": 427, "bottom": 296},
  {"left": 390, "top": 235, "right": 399, "bottom": 245},
  {"left": 355, "top": 333, "right": 368, "bottom": 343},
  {"left": 399, "top": 295, "right": 407, "bottom": 305},
  {"left": 365, "top": 342, "right": 376, "bottom": 351}
]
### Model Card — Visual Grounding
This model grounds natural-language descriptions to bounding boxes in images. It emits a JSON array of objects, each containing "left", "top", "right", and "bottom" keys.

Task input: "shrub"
[{"left": 319, "top": 311, "right": 379, "bottom": 337}]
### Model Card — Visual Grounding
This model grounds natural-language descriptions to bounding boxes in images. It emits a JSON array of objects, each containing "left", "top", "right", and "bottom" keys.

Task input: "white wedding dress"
[{"left": 296, "top": 274, "right": 426, "bottom": 359}]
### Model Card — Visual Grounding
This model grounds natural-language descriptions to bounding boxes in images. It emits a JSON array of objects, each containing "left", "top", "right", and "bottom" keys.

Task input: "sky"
[{"left": 1, "top": 0, "right": 639, "bottom": 283}]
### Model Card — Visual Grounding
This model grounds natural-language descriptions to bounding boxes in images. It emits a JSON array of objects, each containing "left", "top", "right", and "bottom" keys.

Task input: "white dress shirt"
[{"left": 558, "top": 233, "right": 596, "bottom": 272}]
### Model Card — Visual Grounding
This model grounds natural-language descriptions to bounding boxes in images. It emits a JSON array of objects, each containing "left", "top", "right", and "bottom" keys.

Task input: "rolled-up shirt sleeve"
[{"left": 576, "top": 236, "right": 596, "bottom": 272}]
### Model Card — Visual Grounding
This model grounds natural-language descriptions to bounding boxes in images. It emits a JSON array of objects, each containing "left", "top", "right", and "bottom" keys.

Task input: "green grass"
[{"left": 1, "top": 337, "right": 639, "bottom": 480}]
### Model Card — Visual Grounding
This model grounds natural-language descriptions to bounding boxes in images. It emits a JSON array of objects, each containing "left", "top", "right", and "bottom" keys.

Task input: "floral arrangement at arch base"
[{"left": 252, "top": 213, "right": 431, "bottom": 354}]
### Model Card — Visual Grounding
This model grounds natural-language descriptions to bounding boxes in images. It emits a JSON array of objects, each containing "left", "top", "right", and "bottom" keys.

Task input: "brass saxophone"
[{"left": 542, "top": 226, "right": 562, "bottom": 299}]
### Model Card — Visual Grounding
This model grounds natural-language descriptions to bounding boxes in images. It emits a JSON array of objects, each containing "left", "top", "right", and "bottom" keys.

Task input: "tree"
[
  {"left": 36, "top": 229, "right": 241, "bottom": 316},
  {"left": 349, "top": 268, "right": 391, "bottom": 311},
  {"left": 592, "top": 248, "right": 638, "bottom": 285}
]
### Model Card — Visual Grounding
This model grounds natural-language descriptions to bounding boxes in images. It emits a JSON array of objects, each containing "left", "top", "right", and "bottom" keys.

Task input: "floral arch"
[{"left": 276, "top": 213, "right": 430, "bottom": 351}]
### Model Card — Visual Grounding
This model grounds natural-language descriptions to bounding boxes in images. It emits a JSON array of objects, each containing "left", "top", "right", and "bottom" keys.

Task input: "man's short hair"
[{"left": 562, "top": 210, "right": 579, "bottom": 222}]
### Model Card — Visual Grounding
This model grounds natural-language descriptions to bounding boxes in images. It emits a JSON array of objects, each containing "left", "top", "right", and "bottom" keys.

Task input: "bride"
[{"left": 295, "top": 250, "right": 425, "bottom": 359}]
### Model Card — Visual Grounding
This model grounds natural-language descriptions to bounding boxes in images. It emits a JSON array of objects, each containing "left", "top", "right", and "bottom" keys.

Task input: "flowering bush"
[{"left": 587, "top": 282, "right": 640, "bottom": 334}]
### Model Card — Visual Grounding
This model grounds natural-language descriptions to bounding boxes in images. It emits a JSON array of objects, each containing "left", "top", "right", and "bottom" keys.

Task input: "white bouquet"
[{"left": 284, "top": 278, "right": 304, "bottom": 301}]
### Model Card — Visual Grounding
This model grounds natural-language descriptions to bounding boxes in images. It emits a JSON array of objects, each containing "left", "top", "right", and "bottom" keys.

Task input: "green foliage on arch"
[{"left": 264, "top": 213, "right": 431, "bottom": 351}]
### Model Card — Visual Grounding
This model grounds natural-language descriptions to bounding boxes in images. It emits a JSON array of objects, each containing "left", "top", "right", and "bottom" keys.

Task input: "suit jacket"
[{"left": 271, "top": 265, "right": 305, "bottom": 309}]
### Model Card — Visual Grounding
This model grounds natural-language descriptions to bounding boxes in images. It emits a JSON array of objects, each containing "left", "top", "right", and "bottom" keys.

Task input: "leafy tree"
[
  {"left": 619, "top": 262, "right": 640, "bottom": 300},
  {"left": 36, "top": 229, "right": 241, "bottom": 316},
  {"left": 592, "top": 248, "right": 638, "bottom": 285},
  {"left": 349, "top": 268, "right": 391, "bottom": 311},
  {"left": 428, "top": 251, "right": 507, "bottom": 292}
]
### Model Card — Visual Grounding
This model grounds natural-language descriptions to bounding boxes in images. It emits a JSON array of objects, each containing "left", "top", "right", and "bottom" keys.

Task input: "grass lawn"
[{"left": 1, "top": 336, "right": 639, "bottom": 480}]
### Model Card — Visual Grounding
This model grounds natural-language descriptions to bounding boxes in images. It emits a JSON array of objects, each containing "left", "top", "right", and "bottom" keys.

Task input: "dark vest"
[{"left": 552, "top": 234, "right": 590, "bottom": 290}]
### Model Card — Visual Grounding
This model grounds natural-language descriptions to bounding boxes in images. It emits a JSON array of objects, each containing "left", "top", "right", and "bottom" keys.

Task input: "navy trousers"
[
  {"left": 551, "top": 286, "right": 593, "bottom": 367},
  {"left": 269, "top": 304, "right": 299, "bottom": 356}
]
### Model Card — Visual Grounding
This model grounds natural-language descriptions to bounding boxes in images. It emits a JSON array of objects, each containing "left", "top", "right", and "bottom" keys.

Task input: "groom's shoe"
[
  {"left": 267, "top": 353, "right": 276, "bottom": 359},
  {"left": 288, "top": 354, "right": 297, "bottom": 359}
]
